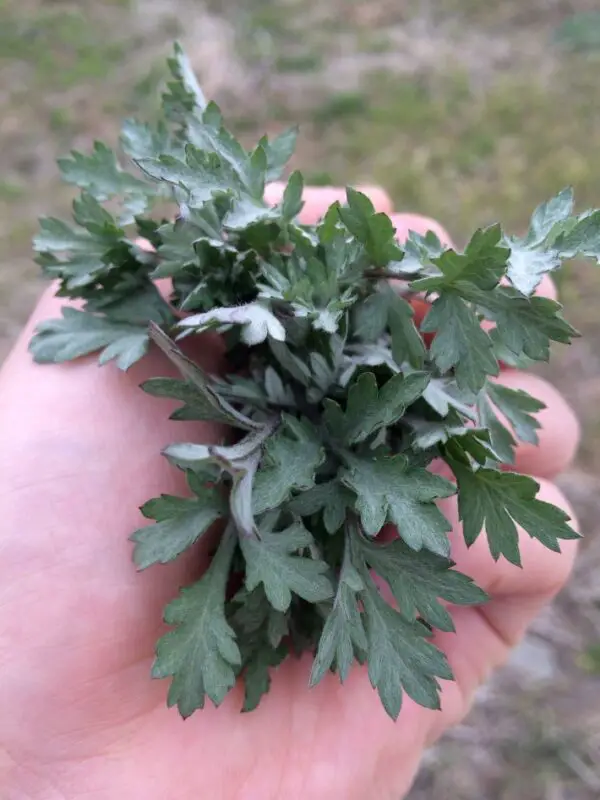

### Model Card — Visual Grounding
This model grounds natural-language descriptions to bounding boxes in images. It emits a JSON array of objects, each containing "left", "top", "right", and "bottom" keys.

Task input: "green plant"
[{"left": 28, "top": 43, "right": 599, "bottom": 721}]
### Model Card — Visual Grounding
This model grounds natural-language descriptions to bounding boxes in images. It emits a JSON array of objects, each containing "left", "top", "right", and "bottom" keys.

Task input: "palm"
[
  {"left": 0, "top": 188, "right": 580, "bottom": 799},
  {"left": 0, "top": 342, "right": 447, "bottom": 798}
]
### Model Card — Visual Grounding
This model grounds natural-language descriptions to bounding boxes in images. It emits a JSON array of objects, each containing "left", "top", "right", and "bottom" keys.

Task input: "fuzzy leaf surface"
[
  {"left": 451, "top": 465, "right": 580, "bottom": 565},
  {"left": 352, "top": 286, "right": 426, "bottom": 368},
  {"left": 252, "top": 418, "right": 325, "bottom": 514},
  {"left": 287, "top": 480, "right": 355, "bottom": 535},
  {"left": 411, "top": 225, "right": 509, "bottom": 292},
  {"left": 229, "top": 587, "right": 288, "bottom": 712},
  {"left": 421, "top": 293, "right": 499, "bottom": 393},
  {"left": 29, "top": 307, "right": 149, "bottom": 370},
  {"left": 341, "top": 455, "right": 456, "bottom": 555},
  {"left": 324, "top": 371, "right": 429, "bottom": 444},
  {"left": 310, "top": 543, "right": 367, "bottom": 686},
  {"left": 355, "top": 535, "right": 488, "bottom": 632},
  {"left": 240, "top": 521, "right": 334, "bottom": 611},
  {"left": 486, "top": 383, "right": 544, "bottom": 446},
  {"left": 359, "top": 567, "right": 453, "bottom": 719},
  {"left": 131, "top": 473, "right": 226, "bottom": 569},
  {"left": 152, "top": 528, "right": 241, "bottom": 718}
]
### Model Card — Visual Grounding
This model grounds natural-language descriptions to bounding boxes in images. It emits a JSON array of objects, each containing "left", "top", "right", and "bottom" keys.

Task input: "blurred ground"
[{"left": 2, "top": 0, "right": 600, "bottom": 796}]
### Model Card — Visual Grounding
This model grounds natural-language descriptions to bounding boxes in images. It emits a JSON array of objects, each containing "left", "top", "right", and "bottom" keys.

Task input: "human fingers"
[
  {"left": 390, "top": 212, "right": 454, "bottom": 248},
  {"left": 0, "top": 283, "right": 226, "bottom": 702},
  {"left": 389, "top": 215, "right": 577, "bottom": 476},
  {"left": 439, "top": 477, "right": 578, "bottom": 670},
  {"left": 491, "top": 369, "right": 580, "bottom": 479},
  {"left": 264, "top": 182, "right": 394, "bottom": 224},
  {"left": 418, "top": 477, "right": 580, "bottom": 745}
]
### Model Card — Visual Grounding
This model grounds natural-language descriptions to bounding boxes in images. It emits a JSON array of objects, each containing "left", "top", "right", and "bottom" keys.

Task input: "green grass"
[
  {"left": 257, "top": 63, "right": 600, "bottom": 249},
  {"left": 0, "top": 7, "right": 130, "bottom": 88},
  {"left": 0, "top": 180, "right": 23, "bottom": 201},
  {"left": 577, "top": 643, "right": 600, "bottom": 674},
  {"left": 274, "top": 52, "right": 324, "bottom": 73}
]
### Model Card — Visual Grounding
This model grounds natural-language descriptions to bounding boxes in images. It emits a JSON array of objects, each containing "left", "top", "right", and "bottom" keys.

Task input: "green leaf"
[
  {"left": 131, "top": 473, "right": 226, "bottom": 569},
  {"left": 120, "top": 118, "right": 176, "bottom": 162},
  {"left": 29, "top": 307, "right": 149, "bottom": 370},
  {"left": 324, "top": 371, "right": 429, "bottom": 444},
  {"left": 263, "top": 126, "right": 298, "bottom": 181},
  {"left": 224, "top": 187, "right": 271, "bottom": 228},
  {"left": 407, "top": 417, "right": 474, "bottom": 451},
  {"left": 185, "top": 109, "right": 270, "bottom": 200},
  {"left": 506, "top": 246, "right": 561, "bottom": 298},
  {"left": 441, "top": 428, "right": 501, "bottom": 467},
  {"left": 228, "top": 586, "right": 290, "bottom": 713},
  {"left": 473, "top": 287, "right": 579, "bottom": 362},
  {"left": 33, "top": 202, "right": 129, "bottom": 292},
  {"left": 502, "top": 188, "right": 585, "bottom": 295},
  {"left": 268, "top": 339, "right": 312, "bottom": 387},
  {"left": 355, "top": 535, "right": 488, "bottom": 632},
  {"left": 359, "top": 566, "right": 453, "bottom": 719},
  {"left": 263, "top": 366, "right": 295, "bottom": 406},
  {"left": 214, "top": 374, "right": 271, "bottom": 408},
  {"left": 421, "top": 293, "right": 499, "bottom": 393},
  {"left": 240, "top": 521, "right": 334, "bottom": 611},
  {"left": 421, "top": 377, "right": 476, "bottom": 420},
  {"left": 287, "top": 480, "right": 355, "bottom": 535},
  {"left": 412, "top": 224, "right": 509, "bottom": 293},
  {"left": 141, "top": 377, "right": 250, "bottom": 425},
  {"left": 525, "top": 188, "right": 574, "bottom": 247},
  {"left": 162, "top": 41, "right": 207, "bottom": 124},
  {"left": 387, "top": 290, "right": 428, "bottom": 368},
  {"left": 281, "top": 170, "right": 304, "bottom": 221},
  {"left": 451, "top": 464, "right": 580, "bottom": 565},
  {"left": 352, "top": 290, "right": 389, "bottom": 341},
  {"left": 240, "top": 638, "right": 288, "bottom": 712},
  {"left": 310, "top": 538, "right": 367, "bottom": 685},
  {"left": 59, "top": 141, "right": 149, "bottom": 196},
  {"left": 476, "top": 392, "right": 517, "bottom": 465},
  {"left": 230, "top": 586, "right": 289, "bottom": 647},
  {"left": 339, "top": 189, "right": 404, "bottom": 267},
  {"left": 152, "top": 525, "right": 241, "bottom": 718},
  {"left": 341, "top": 454, "right": 456, "bottom": 556},
  {"left": 34, "top": 216, "right": 99, "bottom": 254},
  {"left": 353, "top": 285, "right": 426, "bottom": 368},
  {"left": 148, "top": 323, "right": 260, "bottom": 431},
  {"left": 486, "top": 382, "right": 544, "bottom": 446},
  {"left": 136, "top": 149, "right": 235, "bottom": 202},
  {"left": 555, "top": 209, "right": 600, "bottom": 258},
  {"left": 253, "top": 417, "right": 325, "bottom": 514}
]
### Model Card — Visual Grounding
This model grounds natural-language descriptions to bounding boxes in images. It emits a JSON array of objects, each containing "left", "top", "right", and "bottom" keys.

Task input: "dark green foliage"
[{"left": 29, "top": 43, "right": 594, "bottom": 722}]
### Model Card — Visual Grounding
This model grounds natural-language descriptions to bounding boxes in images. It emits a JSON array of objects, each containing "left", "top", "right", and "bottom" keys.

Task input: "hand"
[{"left": 0, "top": 185, "right": 580, "bottom": 800}]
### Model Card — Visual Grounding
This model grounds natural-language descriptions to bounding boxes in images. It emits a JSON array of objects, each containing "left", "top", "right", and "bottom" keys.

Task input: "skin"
[{"left": 0, "top": 184, "right": 581, "bottom": 800}]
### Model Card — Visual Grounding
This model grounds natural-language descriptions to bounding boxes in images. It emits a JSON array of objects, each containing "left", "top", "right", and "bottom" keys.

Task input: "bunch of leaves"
[{"left": 28, "top": 43, "right": 597, "bottom": 721}]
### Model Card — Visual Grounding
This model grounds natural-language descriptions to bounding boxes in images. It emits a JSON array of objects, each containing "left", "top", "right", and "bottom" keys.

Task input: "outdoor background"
[{"left": 2, "top": 1, "right": 600, "bottom": 797}]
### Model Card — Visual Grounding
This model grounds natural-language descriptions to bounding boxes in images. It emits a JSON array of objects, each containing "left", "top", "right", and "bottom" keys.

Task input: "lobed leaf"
[
  {"left": 152, "top": 526, "right": 241, "bottom": 718},
  {"left": 131, "top": 472, "right": 226, "bottom": 569},
  {"left": 240, "top": 521, "right": 335, "bottom": 612},
  {"left": 341, "top": 454, "right": 456, "bottom": 556}
]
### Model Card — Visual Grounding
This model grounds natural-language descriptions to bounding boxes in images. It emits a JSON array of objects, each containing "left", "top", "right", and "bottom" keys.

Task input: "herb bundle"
[{"left": 28, "top": 44, "right": 593, "bottom": 721}]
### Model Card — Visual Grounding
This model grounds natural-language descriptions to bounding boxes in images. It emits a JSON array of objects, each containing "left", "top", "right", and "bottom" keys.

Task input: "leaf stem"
[{"left": 363, "top": 269, "right": 417, "bottom": 282}]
